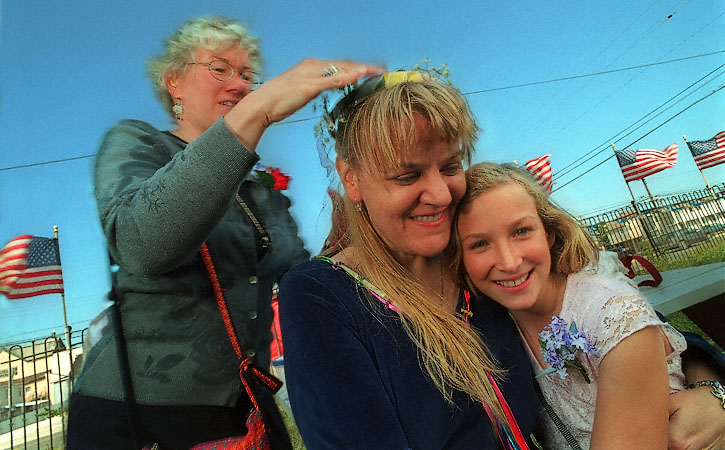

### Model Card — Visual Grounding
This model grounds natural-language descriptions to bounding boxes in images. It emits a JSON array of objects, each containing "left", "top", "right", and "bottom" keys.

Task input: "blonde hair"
[
  {"left": 146, "top": 16, "right": 261, "bottom": 117},
  {"left": 450, "top": 162, "right": 598, "bottom": 294},
  {"left": 332, "top": 81, "right": 506, "bottom": 419}
]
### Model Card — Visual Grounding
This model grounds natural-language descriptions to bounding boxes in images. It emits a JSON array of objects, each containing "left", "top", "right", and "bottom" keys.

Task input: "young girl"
[{"left": 452, "top": 162, "right": 687, "bottom": 450}]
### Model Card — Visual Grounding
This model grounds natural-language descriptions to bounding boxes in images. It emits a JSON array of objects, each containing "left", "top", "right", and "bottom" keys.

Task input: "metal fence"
[
  {"left": 0, "top": 328, "right": 87, "bottom": 450},
  {"left": 579, "top": 183, "right": 725, "bottom": 268}
]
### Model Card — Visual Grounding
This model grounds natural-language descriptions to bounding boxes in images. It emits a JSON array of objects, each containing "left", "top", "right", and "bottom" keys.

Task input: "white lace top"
[{"left": 524, "top": 269, "right": 687, "bottom": 450}]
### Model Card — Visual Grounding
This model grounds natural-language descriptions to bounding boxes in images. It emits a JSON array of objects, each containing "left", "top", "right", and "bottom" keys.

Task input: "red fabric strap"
[
  {"left": 618, "top": 255, "right": 663, "bottom": 287},
  {"left": 200, "top": 243, "right": 244, "bottom": 358},
  {"left": 199, "top": 243, "right": 282, "bottom": 412}
]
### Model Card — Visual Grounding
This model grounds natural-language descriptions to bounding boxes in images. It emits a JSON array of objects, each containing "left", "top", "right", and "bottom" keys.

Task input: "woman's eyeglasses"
[{"left": 187, "top": 60, "right": 262, "bottom": 87}]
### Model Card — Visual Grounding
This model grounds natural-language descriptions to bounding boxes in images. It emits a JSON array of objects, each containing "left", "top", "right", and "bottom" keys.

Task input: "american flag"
[
  {"left": 686, "top": 131, "right": 725, "bottom": 171},
  {"left": 0, "top": 235, "right": 64, "bottom": 299},
  {"left": 615, "top": 143, "right": 678, "bottom": 183},
  {"left": 524, "top": 154, "right": 553, "bottom": 194}
]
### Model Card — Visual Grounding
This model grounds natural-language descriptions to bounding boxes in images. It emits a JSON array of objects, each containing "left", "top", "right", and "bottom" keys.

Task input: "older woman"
[
  {"left": 279, "top": 74, "right": 538, "bottom": 449},
  {"left": 67, "top": 16, "right": 382, "bottom": 449}
]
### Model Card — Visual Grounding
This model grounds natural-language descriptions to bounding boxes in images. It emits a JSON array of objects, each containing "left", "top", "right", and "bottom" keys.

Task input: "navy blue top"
[{"left": 279, "top": 259, "right": 537, "bottom": 450}]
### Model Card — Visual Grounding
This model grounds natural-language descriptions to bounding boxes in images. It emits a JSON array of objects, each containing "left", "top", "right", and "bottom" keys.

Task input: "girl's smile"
[{"left": 457, "top": 182, "right": 561, "bottom": 316}]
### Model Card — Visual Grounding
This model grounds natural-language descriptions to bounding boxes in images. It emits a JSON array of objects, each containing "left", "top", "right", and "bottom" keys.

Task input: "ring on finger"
[{"left": 322, "top": 64, "right": 339, "bottom": 77}]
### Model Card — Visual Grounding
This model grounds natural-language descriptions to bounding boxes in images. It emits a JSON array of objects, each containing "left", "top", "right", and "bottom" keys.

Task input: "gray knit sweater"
[{"left": 74, "top": 118, "right": 309, "bottom": 407}]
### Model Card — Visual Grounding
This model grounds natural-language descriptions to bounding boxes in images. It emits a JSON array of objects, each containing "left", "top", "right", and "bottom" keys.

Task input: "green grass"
[
  {"left": 638, "top": 240, "right": 725, "bottom": 272},
  {"left": 280, "top": 406, "right": 306, "bottom": 449}
]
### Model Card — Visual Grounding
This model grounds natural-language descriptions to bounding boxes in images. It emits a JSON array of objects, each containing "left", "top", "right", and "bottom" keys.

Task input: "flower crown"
[
  {"left": 322, "top": 71, "right": 430, "bottom": 139},
  {"left": 314, "top": 63, "right": 450, "bottom": 177}
]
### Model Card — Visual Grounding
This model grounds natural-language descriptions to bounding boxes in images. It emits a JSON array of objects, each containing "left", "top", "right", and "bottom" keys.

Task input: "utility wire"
[
  {"left": 0, "top": 319, "right": 93, "bottom": 346},
  {"left": 499, "top": 0, "right": 677, "bottom": 151},
  {"left": 460, "top": 51, "right": 722, "bottom": 96},
  {"left": 551, "top": 84, "right": 724, "bottom": 194},
  {"left": 555, "top": 65, "right": 725, "bottom": 180},
  {"left": 1, "top": 50, "right": 722, "bottom": 173},
  {"left": 0, "top": 154, "right": 94, "bottom": 172},
  {"left": 501, "top": 6, "right": 722, "bottom": 158},
  {"left": 554, "top": 70, "right": 724, "bottom": 184}
]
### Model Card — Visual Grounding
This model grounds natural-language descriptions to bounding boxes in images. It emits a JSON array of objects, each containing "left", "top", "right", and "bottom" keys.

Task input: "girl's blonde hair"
[
  {"left": 450, "top": 162, "right": 598, "bottom": 294},
  {"left": 331, "top": 81, "right": 506, "bottom": 419},
  {"left": 146, "top": 16, "right": 261, "bottom": 118}
]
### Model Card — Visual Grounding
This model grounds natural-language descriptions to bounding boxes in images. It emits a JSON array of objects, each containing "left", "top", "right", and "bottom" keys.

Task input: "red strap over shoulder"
[
  {"left": 618, "top": 255, "right": 663, "bottom": 287},
  {"left": 199, "top": 242, "right": 282, "bottom": 412}
]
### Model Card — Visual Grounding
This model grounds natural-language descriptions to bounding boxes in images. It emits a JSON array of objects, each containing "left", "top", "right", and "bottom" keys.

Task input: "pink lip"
[
  {"left": 410, "top": 210, "right": 447, "bottom": 227},
  {"left": 493, "top": 270, "right": 533, "bottom": 293}
]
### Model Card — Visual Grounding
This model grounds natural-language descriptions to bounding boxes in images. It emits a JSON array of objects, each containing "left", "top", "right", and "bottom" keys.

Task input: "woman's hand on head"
[{"left": 224, "top": 59, "right": 385, "bottom": 151}]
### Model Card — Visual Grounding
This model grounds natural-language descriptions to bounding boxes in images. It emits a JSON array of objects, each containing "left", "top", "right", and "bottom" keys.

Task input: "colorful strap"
[
  {"left": 315, "top": 256, "right": 529, "bottom": 449},
  {"left": 199, "top": 243, "right": 282, "bottom": 412},
  {"left": 315, "top": 255, "right": 403, "bottom": 315},
  {"left": 484, "top": 371, "right": 531, "bottom": 450}
]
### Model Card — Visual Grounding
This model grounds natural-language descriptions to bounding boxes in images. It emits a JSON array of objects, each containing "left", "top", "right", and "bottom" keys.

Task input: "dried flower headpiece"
[{"left": 314, "top": 60, "right": 452, "bottom": 177}]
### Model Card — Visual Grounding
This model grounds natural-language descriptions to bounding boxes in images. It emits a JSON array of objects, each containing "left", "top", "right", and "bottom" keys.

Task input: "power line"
[
  {"left": 499, "top": 6, "right": 722, "bottom": 159},
  {"left": 556, "top": 72, "right": 723, "bottom": 184},
  {"left": 551, "top": 84, "right": 724, "bottom": 193},
  {"left": 496, "top": 0, "right": 673, "bottom": 153},
  {"left": 0, "top": 318, "right": 94, "bottom": 346},
  {"left": 555, "top": 65, "right": 725, "bottom": 180},
  {"left": 460, "top": 51, "right": 723, "bottom": 96},
  {"left": 1, "top": 51, "right": 722, "bottom": 173},
  {"left": 0, "top": 154, "right": 94, "bottom": 172}
]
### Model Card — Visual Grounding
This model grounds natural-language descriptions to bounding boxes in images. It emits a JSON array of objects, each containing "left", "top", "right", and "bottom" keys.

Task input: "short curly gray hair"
[{"left": 146, "top": 16, "right": 261, "bottom": 117}]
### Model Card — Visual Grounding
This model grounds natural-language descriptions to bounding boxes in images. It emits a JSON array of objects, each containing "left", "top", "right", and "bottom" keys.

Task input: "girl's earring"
[
  {"left": 172, "top": 99, "right": 185, "bottom": 120},
  {"left": 354, "top": 202, "right": 362, "bottom": 212}
]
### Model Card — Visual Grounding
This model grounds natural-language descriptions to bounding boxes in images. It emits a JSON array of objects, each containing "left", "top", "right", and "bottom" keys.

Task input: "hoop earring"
[{"left": 172, "top": 99, "right": 185, "bottom": 120}]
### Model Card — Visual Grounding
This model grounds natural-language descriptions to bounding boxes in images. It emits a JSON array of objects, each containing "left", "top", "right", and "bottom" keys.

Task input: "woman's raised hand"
[{"left": 225, "top": 59, "right": 384, "bottom": 151}]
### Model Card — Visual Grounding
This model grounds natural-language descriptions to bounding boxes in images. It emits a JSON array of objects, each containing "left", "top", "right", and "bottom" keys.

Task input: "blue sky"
[{"left": 1, "top": 0, "right": 723, "bottom": 343}]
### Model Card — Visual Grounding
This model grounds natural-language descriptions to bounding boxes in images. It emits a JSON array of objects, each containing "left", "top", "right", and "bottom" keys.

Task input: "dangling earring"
[
  {"left": 354, "top": 202, "right": 362, "bottom": 212},
  {"left": 172, "top": 98, "right": 184, "bottom": 120}
]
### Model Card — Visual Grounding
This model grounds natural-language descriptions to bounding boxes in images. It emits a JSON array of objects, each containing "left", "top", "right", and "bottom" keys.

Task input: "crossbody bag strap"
[
  {"left": 533, "top": 381, "right": 583, "bottom": 450},
  {"left": 198, "top": 243, "right": 282, "bottom": 409},
  {"left": 112, "top": 297, "right": 145, "bottom": 449}
]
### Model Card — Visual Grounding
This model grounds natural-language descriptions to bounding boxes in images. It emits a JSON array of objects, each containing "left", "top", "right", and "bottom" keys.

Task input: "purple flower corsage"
[{"left": 536, "top": 315, "right": 600, "bottom": 383}]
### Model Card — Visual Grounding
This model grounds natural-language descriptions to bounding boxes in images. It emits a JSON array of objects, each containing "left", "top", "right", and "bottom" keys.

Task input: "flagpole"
[
  {"left": 53, "top": 225, "right": 74, "bottom": 386},
  {"left": 612, "top": 143, "right": 658, "bottom": 252},
  {"left": 683, "top": 135, "right": 715, "bottom": 196},
  {"left": 640, "top": 178, "right": 655, "bottom": 203}
]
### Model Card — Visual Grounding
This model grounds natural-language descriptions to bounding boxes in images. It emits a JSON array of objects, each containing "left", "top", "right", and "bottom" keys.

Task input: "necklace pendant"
[{"left": 460, "top": 307, "right": 474, "bottom": 318}]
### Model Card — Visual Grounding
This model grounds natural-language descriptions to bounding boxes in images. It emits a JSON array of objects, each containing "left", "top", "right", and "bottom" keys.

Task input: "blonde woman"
[{"left": 279, "top": 74, "right": 537, "bottom": 449}]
